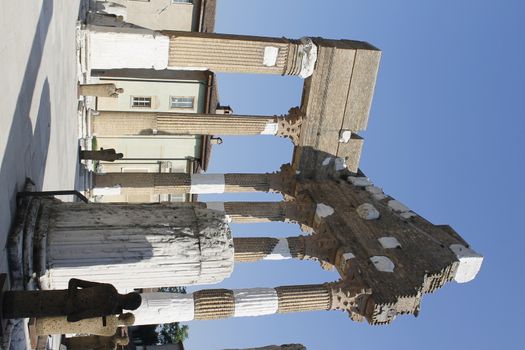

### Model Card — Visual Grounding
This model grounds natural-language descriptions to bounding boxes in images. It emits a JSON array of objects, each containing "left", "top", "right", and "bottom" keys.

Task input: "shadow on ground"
[{"left": 0, "top": 0, "right": 53, "bottom": 250}]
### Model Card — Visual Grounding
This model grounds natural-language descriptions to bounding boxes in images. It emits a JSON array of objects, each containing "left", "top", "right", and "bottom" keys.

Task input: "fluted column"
[
  {"left": 133, "top": 283, "right": 334, "bottom": 325},
  {"left": 88, "top": 27, "right": 317, "bottom": 77},
  {"left": 204, "top": 202, "right": 295, "bottom": 223},
  {"left": 93, "top": 173, "right": 285, "bottom": 197},
  {"left": 92, "top": 109, "right": 302, "bottom": 144},
  {"left": 37, "top": 202, "right": 234, "bottom": 291},
  {"left": 233, "top": 237, "right": 306, "bottom": 262},
  {"left": 166, "top": 31, "right": 317, "bottom": 78}
]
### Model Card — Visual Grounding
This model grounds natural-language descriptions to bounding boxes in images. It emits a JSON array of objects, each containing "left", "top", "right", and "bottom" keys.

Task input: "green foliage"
[
  {"left": 158, "top": 323, "right": 189, "bottom": 344},
  {"left": 156, "top": 287, "right": 189, "bottom": 344}
]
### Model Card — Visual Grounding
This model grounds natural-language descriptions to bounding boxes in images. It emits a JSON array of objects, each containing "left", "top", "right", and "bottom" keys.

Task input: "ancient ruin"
[
  {"left": 82, "top": 28, "right": 483, "bottom": 325},
  {"left": 3, "top": 26, "right": 483, "bottom": 350}
]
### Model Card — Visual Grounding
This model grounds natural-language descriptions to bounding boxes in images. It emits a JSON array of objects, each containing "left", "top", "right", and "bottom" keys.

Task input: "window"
[
  {"left": 131, "top": 96, "right": 152, "bottom": 108},
  {"left": 170, "top": 96, "right": 194, "bottom": 109}
]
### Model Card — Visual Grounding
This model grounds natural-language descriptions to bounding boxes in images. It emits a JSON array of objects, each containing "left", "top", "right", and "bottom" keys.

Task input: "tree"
[{"left": 156, "top": 287, "right": 189, "bottom": 344}]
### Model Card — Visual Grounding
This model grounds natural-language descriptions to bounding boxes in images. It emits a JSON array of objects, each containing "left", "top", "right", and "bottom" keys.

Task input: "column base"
[{"left": 6, "top": 179, "right": 53, "bottom": 292}]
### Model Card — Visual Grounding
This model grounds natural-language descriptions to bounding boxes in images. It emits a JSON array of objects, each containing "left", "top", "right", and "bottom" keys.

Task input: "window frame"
[
  {"left": 130, "top": 96, "right": 153, "bottom": 108},
  {"left": 169, "top": 96, "right": 195, "bottom": 110}
]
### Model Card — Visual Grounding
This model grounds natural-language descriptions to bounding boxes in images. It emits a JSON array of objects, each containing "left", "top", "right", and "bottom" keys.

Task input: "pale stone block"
[
  {"left": 370, "top": 256, "right": 395, "bottom": 272},
  {"left": 356, "top": 203, "right": 380, "bottom": 220},
  {"left": 378, "top": 237, "right": 401, "bottom": 249},
  {"left": 449, "top": 244, "right": 483, "bottom": 283}
]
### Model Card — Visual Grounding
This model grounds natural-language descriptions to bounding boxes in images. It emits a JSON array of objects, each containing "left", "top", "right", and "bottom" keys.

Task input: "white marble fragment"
[
  {"left": 339, "top": 130, "right": 352, "bottom": 143},
  {"left": 263, "top": 46, "right": 279, "bottom": 66},
  {"left": 388, "top": 200, "right": 410, "bottom": 213},
  {"left": 134, "top": 293, "right": 195, "bottom": 325},
  {"left": 190, "top": 174, "right": 225, "bottom": 194},
  {"left": 233, "top": 288, "right": 279, "bottom": 317},
  {"left": 260, "top": 122, "right": 278, "bottom": 135},
  {"left": 356, "top": 203, "right": 380, "bottom": 220},
  {"left": 298, "top": 37, "right": 318, "bottom": 78},
  {"left": 89, "top": 29, "right": 170, "bottom": 70},
  {"left": 378, "top": 237, "right": 401, "bottom": 249},
  {"left": 316, "top": 203, "right": 334, "bottom": 218},
  {"left": 400, "top": 211, "right": 417, "bottom": 219},
  {"left": 322, "top": 157, "right": 332, "bottom": 166},
  {"left": 370, "top": 256, "right": 395, "bottom": 272},
  {"left": 449, "top": 244, "right": 483, "bottom": 283},
  {"left": 348, "top": 176, "right": 372, "bottom": 187},
  {"left": 342, "top": 252, "right": 356, "bottom": 260},
  {"left": 341, "top": 252, "right": 356, "bottom": 269},
  {"left": 365, "top": 185, "right": 387, "bottom": 200},
  {"left": 334, "top": 157, "right": 347, "bottom": 171}
]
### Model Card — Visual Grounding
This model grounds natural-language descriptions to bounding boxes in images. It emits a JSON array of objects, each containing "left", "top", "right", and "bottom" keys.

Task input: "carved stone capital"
[
  {"left": 282, "top": 192, "right": 316, "bottom": 225},
  {"left": 277, "top": 107, "right": 303, "bottom": 145},
  {"left": 268, "top": 164, "right": 298, "bottom": 197},
  {"left": 327, "top": 275, "right": 372, "bottom": 321}
]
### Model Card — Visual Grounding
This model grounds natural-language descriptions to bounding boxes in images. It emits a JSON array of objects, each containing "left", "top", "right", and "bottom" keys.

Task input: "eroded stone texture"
[
  {"left": 64, "top": 334, "right": 129, "bottom": 350},
  {"left": 37, "top": 203, "right": 234, "bottom": 291},
  {"left": 36, "top": 313, "right": 135, "bottom": 336}
]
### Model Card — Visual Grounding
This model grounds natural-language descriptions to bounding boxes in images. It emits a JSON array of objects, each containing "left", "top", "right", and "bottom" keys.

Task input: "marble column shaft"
[{"left": 93, "top": 173, "right": 280, "bottom": 196}]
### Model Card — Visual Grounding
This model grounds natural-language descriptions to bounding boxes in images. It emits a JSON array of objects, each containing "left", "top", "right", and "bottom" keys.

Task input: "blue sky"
[{"left": 185, "top": 1, "right": 525, "bottom": 349}]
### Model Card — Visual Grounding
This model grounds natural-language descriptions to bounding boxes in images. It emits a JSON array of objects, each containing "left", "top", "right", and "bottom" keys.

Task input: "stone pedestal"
[{"left": 35, "top": 313, "right": 134, "bottom": 336}]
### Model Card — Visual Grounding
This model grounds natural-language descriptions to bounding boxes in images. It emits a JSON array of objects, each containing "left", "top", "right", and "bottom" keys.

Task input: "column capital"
[
  {"left": 327, "top": 277, "right": 372, "bottom": 322},
  {"left": 276, "top": 107, "right": 304, "bottom": 145}
]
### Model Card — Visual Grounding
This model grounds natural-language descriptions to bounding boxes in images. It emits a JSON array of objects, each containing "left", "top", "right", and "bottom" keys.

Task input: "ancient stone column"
[
  {"left": 93, "top": 172, "right": 290, "bottom": 197},
  {"left": 33, "top": 201, "right": 233, "bottom": 291},
  {"left": 205, "top": 202, "right": 299, "bottom": 224},
  {"left": 133, "top": 284, "right": 335, "bottom": 325},
  {"left": 232, "top": 235, "right": 340, "bottom": 268},
  {"left": 92, "top": 108, "right": 302, "bottom": 144},
  {"left": 87, "top": 26, "right": 317, "bottom": 78},
  {"left": 233, "top": 237, "right": 306, "bottom": 262}
]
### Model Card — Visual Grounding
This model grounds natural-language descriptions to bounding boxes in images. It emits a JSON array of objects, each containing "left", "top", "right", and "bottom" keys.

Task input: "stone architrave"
[{"left": 35, "top": 312, "right": 134, "bottom": 336}]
